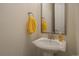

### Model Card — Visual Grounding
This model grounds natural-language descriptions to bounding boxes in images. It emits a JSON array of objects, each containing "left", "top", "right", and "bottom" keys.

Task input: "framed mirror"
[{"left": 41, "top": 3, "right": 66, "bottom": 34}]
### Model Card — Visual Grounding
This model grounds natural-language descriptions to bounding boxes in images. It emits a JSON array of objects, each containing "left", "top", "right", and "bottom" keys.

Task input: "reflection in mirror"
[
  {"left": 55, "top": 3, "right": 65, "bottom": 34},
  {"left": 41, "top": 3, "right": 66, "bottom": 34},
  {"left": 41, "top": 3, "right": 54, "bottom": 33}
]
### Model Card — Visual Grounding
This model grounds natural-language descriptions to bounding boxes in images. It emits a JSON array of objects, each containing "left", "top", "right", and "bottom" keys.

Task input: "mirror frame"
[
  {"left": 41, "top": 3, "right": 55, "bottom": 34},
  {"left": 41, "top": 3, "right": 67, "bottom": 35}
]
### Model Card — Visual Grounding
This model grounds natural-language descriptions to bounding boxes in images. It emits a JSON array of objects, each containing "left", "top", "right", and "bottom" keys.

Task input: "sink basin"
[{"left": 32, "top": 37, "right": 66, "bottom": 52}]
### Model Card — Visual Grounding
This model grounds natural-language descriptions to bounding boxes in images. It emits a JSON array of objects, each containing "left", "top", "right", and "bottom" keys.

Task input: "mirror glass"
[
  {"left": 41, "top": 3, "right": 54, "bottom": 33},
  {"left": 55, "top": 3, "right": 65, "bottom": 34},
  {"left": 41, "top": 3, "right": 66, "bottom": 34}
]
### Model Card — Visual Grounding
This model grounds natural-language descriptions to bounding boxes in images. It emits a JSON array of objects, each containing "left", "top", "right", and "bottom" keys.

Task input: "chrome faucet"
[{"left": 48, "top": 33, "right": 55, "bottom": 40}]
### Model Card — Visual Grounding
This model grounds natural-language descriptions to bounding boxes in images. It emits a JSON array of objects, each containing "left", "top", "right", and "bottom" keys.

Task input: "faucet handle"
[{"left": 48, "top": 33, "right": 55, "bottom": 39}]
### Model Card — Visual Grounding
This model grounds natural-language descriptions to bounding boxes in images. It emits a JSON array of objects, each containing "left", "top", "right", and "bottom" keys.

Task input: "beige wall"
[
  {"left": 0, "top": 3, "right": 78, "bottom": 56},
  {"left": 65, "top": 4, "right": 77, "bottom": 55},
  {"left": 74, "top": 4, "right": 79, "bottom": 55},
  {"left": 0, "top": 3, "right": 41, "bottom": 56}
]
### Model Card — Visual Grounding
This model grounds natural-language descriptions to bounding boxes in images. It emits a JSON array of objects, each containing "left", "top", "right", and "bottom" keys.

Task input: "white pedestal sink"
[{"left": 32, "top": 37, "right": 66, "bottom": 56}]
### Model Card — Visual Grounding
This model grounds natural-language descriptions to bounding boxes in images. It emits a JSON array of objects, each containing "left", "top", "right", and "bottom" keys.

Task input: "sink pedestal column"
[{"left": 43, "top": 51, "right": 55, "bottom": 56}]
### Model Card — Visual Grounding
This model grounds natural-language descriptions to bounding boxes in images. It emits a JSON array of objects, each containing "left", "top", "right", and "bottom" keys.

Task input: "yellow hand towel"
[
  {"left": 42, "top": 17, "right": 47, "bottom": 32},
  {"left": 27, "top": 15, "right": 37, "bottom": 34}
]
